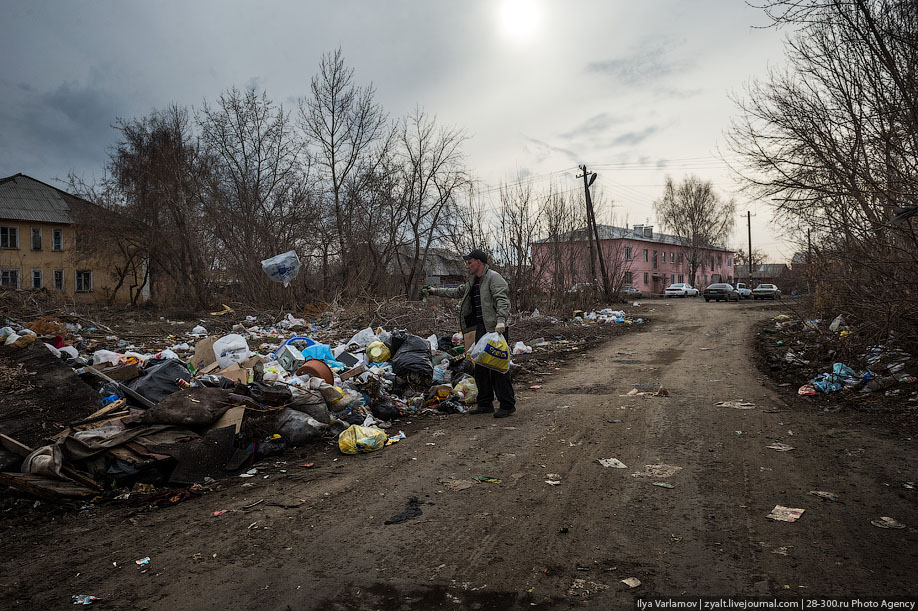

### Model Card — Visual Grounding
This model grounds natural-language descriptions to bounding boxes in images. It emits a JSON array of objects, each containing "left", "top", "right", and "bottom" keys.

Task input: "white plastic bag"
[
  {"left": 468, "top": 332, "right": 511, "bottom": 374},
  {"left": 347, "top": 327, "right": 378, "bottom": 348},
  {"left": 513, "top": 341, "right": 532, "bottom": 355},
  {"left": 261, "top": 250, "right": 302, "bottom": 287},
  {"left": 212, "top": 334, "right": 251, "bottom": 369},
  {"left": 92, "top": 349, "right": 121, "bottom": 367}
]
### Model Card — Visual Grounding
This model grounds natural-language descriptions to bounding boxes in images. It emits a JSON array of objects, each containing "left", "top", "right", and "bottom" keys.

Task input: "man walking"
[{"left": 426, "top": 249, "right": 516, "bottom": 418}]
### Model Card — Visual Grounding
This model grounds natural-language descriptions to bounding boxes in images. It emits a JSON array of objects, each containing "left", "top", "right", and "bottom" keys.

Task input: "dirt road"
[{"left": 3, "top": 299, "right": 916, "bottom": 609}]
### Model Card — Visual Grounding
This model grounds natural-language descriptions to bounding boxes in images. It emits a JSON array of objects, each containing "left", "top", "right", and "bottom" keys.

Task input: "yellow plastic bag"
[
  {"left": 468, "top": 332, "right": 510, "bottom": 374},
  {"left": 453, "top": 377, "right": 478, "bottom": 404},
  {"left": 366, "top": 341, "right": 391, "bottom": 363},
  {"left": 338, "top": 425, "right": 387, "bottom": 455}
]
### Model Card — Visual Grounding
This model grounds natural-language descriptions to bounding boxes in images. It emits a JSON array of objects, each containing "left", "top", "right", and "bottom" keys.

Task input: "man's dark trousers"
[{"left": 473, "top": 323, "right": 516, "bottom": 411}]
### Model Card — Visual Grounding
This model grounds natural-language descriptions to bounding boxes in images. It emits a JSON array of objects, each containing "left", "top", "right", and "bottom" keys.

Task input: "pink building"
[{"left": 532, "top": 224, "right": 736, "bottom": 296}]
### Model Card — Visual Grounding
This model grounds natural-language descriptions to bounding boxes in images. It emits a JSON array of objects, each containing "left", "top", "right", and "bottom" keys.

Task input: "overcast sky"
[{"left": 0, "top": 1, "right": 796, "bottom": 261}]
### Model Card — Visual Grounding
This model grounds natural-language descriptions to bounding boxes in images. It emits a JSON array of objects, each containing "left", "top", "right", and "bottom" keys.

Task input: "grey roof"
[
  {"left": 0, "top": 174, "right": 77, "bottom": 224},
  {"left": 393, "top": 246, "right": 466, "bottom": 277},
  {"left": 739, "top": 263, "right": 790, "bottom": 279},
  {"left": 536, "top": 224, "right": 732, "bottom": 252}
]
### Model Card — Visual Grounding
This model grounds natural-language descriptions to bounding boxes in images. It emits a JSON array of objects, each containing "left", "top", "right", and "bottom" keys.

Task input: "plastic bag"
[
  {"left": 453, "top": 377, "right": 478, "bottom": 404},
  {"left": 468, "top": 332, "right": 510, "bottom": 374},
  {"left": 337, "top": 424, "right": 387, "bottom": 454},
  {"left": 390, "top": 333, "right": 433, "bottom": 377},
  {"left": 261, "top": 250, "right": 301, "bottom": 287},
  {"left": 366, "top": 341, "right": 391, "bottom": 363},
  {"left": 347, "top": 327, "right": 378, "bottom": 348},
  {"left": 276, "top": 408, "right": 328, "bottom": 445},
  {"left": 92, "top": 349, "right": 122, "bottom": 367},
  {"left": 513, "top": 341, "right": 532, "bottom": 355},
  {"left": 213, "top": 334, "right": 251, "bottom": 369}
]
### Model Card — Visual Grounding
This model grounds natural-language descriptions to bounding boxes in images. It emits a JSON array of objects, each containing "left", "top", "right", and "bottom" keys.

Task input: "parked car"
[
  {"left": 567, "top": 282, "right": 599, "bottom": 294},
  {"left": 752, "top": 283, "right": 782, "bottom": 300},
  {"left": 620, "top": 286, "right": 643, "bottom": 299},
  {"left": 734, "top": 282, "right": 753, "bottom": 299},
  {"left": 664, "top": 283, "right": 699, "bottom": 297},
  {"left": 703, "top": 283, "right": 740, "bottom": 302}
]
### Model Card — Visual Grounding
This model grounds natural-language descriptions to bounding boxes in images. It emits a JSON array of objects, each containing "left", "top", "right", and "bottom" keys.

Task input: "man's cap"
[{"left": 463, "top": 249, "right": 488, "bottom": 264}]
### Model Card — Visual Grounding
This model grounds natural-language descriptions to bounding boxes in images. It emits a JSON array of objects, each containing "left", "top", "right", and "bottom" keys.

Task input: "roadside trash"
[
  {"left": 798, "top": 384, "right": 817, "bottom": 396},
  {"left": 766, "top": 442, "right": 794, "bottom": 451},
  {"left": 453, "top": 377, "right": 478, "bottom": 404},
  {"left": 366, "top": 341, "right": 391, "bottom": 363},
  {"left": 440, "top": 478, "right": 473, "bottom": 491},
  {"left": 545, "top": 473, "right": 562, "bottom": 485},
  {"left": 337, "top": 425, "right": 387, "bottom": 454},
  {"left": 715, "top": 400, "right": 756, "bottom": 409},
  {"left": 632, "top": 464, "right": 682, "bottom": 478},
  {"left": 621, "top": 577, "right": 641, "bottom": 588},
  {"left": 71, "top": 595, "right": 100, "bottom": 605},
  {"left": 568, "top": 579, "right": 610, "bottom": 596},
  {"left": 513, "top": 341, "right": 532, "bottom": 355},
  {"left": 829, "top": 315, "right": 845, "bottom": 332},
  {"left": 473, "top": 475, "right": 502, "bottom": 484},
  {"left": 468, "top": 332, "right": 510, "bottom": 374},
  {"left": 785, "top": 350, "right": 809, "bottom": 365},
  {"left": 808, "top": 490, "right": 838, "bottom": 502},
  {"left": 870, "top": 516, "right": 906, "bottom": 529},
  {"left": 239, "top": 468, "right": 258, "bottom": 478},
  {"left": 213, "top": 510, "right": 228, "bottom": 516},
  {"left": 384, "top": 496, "right": 424, "bottom": 525},
  {"left": 212, "top": 334, "right": 251, "bottom": 369},
  {"left": 135, "top": 557, "right": 150, "bottom": 566},
  {"left": 767, "top": 505, "right": 805, "bottom": 522},
  {"left": 385, "top": 431, "right": 406, "bottom": 446},
  {"left": 530, "top": 385, "right": 542, "bottom": 390},
  {"left": 261, "top": 250, "right": 301, "bottom": 287},
  {"left": 598, "top": 458, "right": 627, "bottom": 469},
  {"left": 652, "top": 482, "right": 674, "bottom": 489}
]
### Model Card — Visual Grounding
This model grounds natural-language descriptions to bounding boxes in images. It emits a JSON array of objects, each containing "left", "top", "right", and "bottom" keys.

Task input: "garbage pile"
[
  {"left": 573, "top": 309, "right": 645, "bottom": 325},
  {"left": 759, "top": 314, "right": 917, "bottom": 400},
  {"left": 0, "top": 315, "right": 556, "bottom": 503}
]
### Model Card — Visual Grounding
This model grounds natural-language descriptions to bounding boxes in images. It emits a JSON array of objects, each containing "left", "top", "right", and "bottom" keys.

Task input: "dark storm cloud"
[
  {"left": 0, "top": 73, "right": 124, "bottom": 181},
  {"left": 586, "top": 37, "right": 691, "bottom": 86}
]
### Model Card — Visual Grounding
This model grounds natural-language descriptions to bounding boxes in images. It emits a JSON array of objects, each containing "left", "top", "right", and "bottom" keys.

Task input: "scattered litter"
[
  {"left": 808, "top": 490, "right": 838, "bottom": 502},
  {"left": 386, "top": 431, "right": 407, "bottom": 446},
  {"left": 798, "top": 384, "right": 817, "bottom": 396},
  {"left": 135, "top": 557, "right": 150, "bottom": 566},
  {"left": 715, "top": 400, "right": 756, "bottom": 409},
  {"left": 71, "top": 595, "right": 100, "bottom": 605},
  {"left": 473, "top": 476, "right": 502, "bottom": 484},
  {"left": 621, "top": 577, "right": 641, "bottom": 588},
  {"left": 545, "top": 473, "right": 562, "bottom": 486},
  {"left": 632, "top": 464, "right": 682, "bottom": 478},
  {"left": 652, "top": 482, "right": 674, "bottom": 489},
  {"left": 771, "top": 546, "right": 792, "bottom": 556},
  {"left": 870, "top": 516, "right": 906, "bottom": 529},
  {"left": 239, "top": 468, "right": 258, "bottom": 478},
  {"left": 567, "top": 578, "right": 610, "bottom": 597},
  {"left": 766, "top": 442, "right": 794, "bottom": 452},
  {"left": 767, "top": 506, "right": 805, "bottom": 522},
  {"left": 212, "top": 510, "right": 228, "bottom": 516},
  {"left": 529, "top": 385, "right": 542, "bottom": 390},
  {"left": 598, "top": 458, "right": 627, "bottom": 469}
]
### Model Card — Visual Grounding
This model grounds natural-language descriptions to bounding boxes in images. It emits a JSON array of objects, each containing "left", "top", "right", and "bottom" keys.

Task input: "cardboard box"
[
  {"left": 217, "top": 364, "right": 251, "bottom": 384},
  {"left": 99, "top": 361, "right": 140, "bottom": 381},
  {"left": 193, "top": 336, "right": 219, "bottom": 370},
  {"left": 339, "top": 363, "right": 366, "bottom": 381}
]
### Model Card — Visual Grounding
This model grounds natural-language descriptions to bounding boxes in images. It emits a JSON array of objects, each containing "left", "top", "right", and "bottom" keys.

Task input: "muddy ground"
[{"left": 1, "top": 297, "right": 916, "bottom": 609}]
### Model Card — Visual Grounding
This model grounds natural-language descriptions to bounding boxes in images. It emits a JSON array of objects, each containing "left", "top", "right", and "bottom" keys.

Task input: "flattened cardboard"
[
  {"left": 208, "top": 406, "right": 245, "bottom": 435},
  {"left": 193, "top": 336, "right": 219, "bottom": 369}
]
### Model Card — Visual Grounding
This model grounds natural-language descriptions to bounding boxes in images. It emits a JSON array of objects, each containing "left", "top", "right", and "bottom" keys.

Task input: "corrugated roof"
[
  {"left": 536, "top": 224, "right": 732, "bottom": 252},
  {"left": 0, "top": 174, "right": 75, "bottom": 224}
]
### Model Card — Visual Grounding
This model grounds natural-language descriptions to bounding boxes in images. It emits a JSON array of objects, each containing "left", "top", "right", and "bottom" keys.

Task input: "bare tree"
[
  {"left": 492, "top": 177, "right": 544, "bottom": 311},
  {"left": 198, "top": 87, "right": 312, "bottom": 304},
  {"left": 299, "top": 48, "right": 391, "bottom": 293},
  {"left": 654, "top": 175, "right": 736, "bottom": 287}
]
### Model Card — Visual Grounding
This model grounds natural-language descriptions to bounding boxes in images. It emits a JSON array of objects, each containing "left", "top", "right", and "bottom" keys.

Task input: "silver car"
[{"left": 664, "top": 283, "right": 699, "bottom": 297}]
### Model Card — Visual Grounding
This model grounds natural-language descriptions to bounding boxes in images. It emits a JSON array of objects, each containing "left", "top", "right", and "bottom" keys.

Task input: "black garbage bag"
[
  {"left": 371, "top": 401, "right": 400, "bottom": 421},
  {"left": 247, "top": 381, "right": 292, "bottom": 406},
  {"left": 141, "top": 387, "right": 232, "bottom": 428},
  {"left": 127, "top": 358, "right": 192, "bottom": 404},
  {"left": 391, "top": 333, "right": 433, "bottom": 377},
  {"left": 438, "top": 335, "right": 455, "bottom": 352}
]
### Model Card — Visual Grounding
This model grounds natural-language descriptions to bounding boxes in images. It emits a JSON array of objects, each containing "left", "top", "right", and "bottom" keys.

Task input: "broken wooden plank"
[
  {"left": 0, "top": 433, "right": 102, "bottom": 491},
  {"left": 71, "top": 399, "right": 127, "bottom": 426},
  {"left": 0, "top": 472, "right": 96, "bottom": 501}
]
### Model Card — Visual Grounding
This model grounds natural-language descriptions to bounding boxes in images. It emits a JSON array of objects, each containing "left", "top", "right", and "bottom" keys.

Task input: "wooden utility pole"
[
  {"left": 580, "top": 167, "right": 596, "bottom": 282},
  {"left": 579, "top": 165, "right": 610, "bottom": 296},
  {"left": 747, "top": 210, "right": 753, "bottom": 286}
]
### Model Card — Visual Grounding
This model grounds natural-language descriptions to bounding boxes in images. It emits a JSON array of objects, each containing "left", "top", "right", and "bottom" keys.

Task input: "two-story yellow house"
[{"left": 0, "top": 173, "right": 145, "bottom": 304}]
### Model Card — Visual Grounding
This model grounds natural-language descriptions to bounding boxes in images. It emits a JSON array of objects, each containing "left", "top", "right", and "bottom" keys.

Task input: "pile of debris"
[{"left": 0, "top": 306, "right": 642, "bottom": 504}]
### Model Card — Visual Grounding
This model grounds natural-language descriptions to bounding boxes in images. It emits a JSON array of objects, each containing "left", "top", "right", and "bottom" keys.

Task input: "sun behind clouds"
[{"left": 497, "top": 0, "right": 542, "bottom": 42}]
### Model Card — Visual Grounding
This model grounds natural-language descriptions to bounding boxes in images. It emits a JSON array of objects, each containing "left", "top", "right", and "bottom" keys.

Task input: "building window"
[
  {"left": 671, "top": 274, "right": 675, "bottom": 284},
  {"left": 31, "top": 269, "right": 42, "bottom": 289},
  {"left": 625, "top": 247, "right": 632, "bottom": 261},
  {"left": 53, "top": 269, "right": 64, "bottom": 290},
  {"left": 643, "top": 272, "right": 649, "bottom": 285},
  {"left": 31, "top": 228, "right": 42, "bottom": 250},
  {"left": 678, "top": 274, "right": 684, "bottom": 283},
  {"left": 678, "top": 253, "right": 683, "bottom": 264},
  {"left": 643, "top": 249, "right": 648, "bottom": 262},
  {"left": 670, "top": 252, "right": 674, "bottom": 264},
  {"left": 727, "top": 257, "right": 732, "bottom": 267},
  {"left": 52, "top": 229, "right": 64, "bottom": 251},
  {"left": 75, "top": 270, "right": 93, "bottom": 292},
  {"left": 624, "top": 271, "right": 633, "bottom": 284},
  {"left": 1, "top": 269, "right": 20, "bottom": 288},
  {"left": 652, "top": 251, "right": 658, "bottom": 269},
  {"left": 717, "top": 255, "right": 722, "bottom": 267},
  {"left": 1, "top": 226, "right": 18, "bottom": 249}
]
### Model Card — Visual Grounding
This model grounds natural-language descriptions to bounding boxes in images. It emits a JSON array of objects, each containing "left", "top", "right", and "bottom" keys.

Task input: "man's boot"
[
  {"left": 469, "top": 404, "right": 494, "bottom": 415},
  {"left": 494, "top": 405, "right": 516, "bottom": 418}
]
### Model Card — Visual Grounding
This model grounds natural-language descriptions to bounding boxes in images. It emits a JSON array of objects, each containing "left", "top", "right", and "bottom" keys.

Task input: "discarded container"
[
  {"left": 276, "top": 344, "right": 305, "bottom": 373},
  {"left": 366, "top": 341, "right": 391, "bottom": 363},
  {"left": 766, "top": 505, "right": 805, "bottom": 522},
  {"left": 71, "top": 595, "right": 100, "bottom": 605}
]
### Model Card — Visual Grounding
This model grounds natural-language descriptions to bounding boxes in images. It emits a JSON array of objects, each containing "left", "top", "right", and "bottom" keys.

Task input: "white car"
[
  {"left": 664, "top": 283, "right": 699, "bottom": 297},
  {"left": 734, "top": 282, "right": 753, "bottom": 299}
]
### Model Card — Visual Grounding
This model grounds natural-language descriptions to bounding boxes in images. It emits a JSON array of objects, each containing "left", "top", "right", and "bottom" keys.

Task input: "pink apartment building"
[{"left": 532, "top": 224, "right": 736, "bottom": 296}]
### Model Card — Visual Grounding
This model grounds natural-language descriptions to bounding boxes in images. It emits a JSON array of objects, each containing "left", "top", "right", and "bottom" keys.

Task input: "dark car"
[
  {"left": 752, "top": 283, "right": 782, "bottom": 300},
  {"left": 703, "top": 283, "right": 740, "bottom": 302}
]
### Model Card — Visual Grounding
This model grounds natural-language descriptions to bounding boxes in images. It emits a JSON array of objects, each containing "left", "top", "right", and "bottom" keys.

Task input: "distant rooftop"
[
  {"left": 0, "top": 173, "right": 80, "bottom": 224},
  {"left": 535, "top": 223, "right": 732, "bottom": 252}
]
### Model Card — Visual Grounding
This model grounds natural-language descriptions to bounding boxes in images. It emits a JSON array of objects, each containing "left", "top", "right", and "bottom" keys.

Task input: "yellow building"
[{"left": 0, "top": 173, "right": 146, "bottom": 304}]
